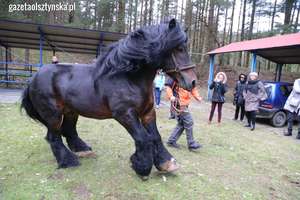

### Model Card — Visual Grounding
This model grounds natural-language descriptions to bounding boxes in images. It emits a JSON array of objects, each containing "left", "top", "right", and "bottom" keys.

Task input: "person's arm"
[
  {"left": 209, "top": 81, "right": 215, "bottom": 89},
  {"left": 191, "top": 87, "right": 202, "bottom": 102},
  {"left": 166, "top": 86, "right": 176, "bottom": 101}
]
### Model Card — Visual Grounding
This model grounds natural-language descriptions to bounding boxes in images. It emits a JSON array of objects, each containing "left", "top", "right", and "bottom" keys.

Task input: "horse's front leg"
[
  {"left": 113, "top": 108, "right": 154, "bottom": 178},
  {"left": 142, "top": 109, "right": 179, "bottom": 173}
]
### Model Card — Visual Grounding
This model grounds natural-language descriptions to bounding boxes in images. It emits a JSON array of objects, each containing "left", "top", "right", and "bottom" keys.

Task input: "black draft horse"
[{"left": 21, "top": 19, "right": 197, "bottom": 178}]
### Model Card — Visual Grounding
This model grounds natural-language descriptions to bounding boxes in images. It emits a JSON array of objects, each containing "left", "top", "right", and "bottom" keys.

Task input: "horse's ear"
[{"left": 169, "top": 18, "right": 176, "bottom": 29}]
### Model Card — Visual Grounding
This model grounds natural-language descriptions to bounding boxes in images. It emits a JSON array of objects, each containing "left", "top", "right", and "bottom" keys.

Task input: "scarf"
[{"left": 246, "top": 80, "right": 259, "bottom": 94}]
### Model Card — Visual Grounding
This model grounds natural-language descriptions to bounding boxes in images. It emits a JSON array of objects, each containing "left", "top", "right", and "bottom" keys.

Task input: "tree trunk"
[
  {"left": 227, "top": 0, "right": 236, "bottom": 65},
  {"left": 238, "top": 0, "right": 247, "bottom": 66},
  {"left": 294, "top": 1, "right": 300, "bottom": 32},
  {"left": 148, "top": 0, "right": 154, "bottom": 25},
  {"left": 143, "top": 0, "right": 148, "bottom": 26},
  {"left": 245, "top": 0, "right": 257, "bottom": 68},
  {"left": 140, "top": 0, "right": 144, "bottom": 26},
  {"left": 235, "top": 0, "right": 243, "bottom": 66},
  {"left": 228, "top": 0, "right": 236, "bottom": 43},
  {"left": 248, "top": 0, "right": 257, "bottom": 40},
  {"left": 271, "top": 0, "right": 278, "bottom": 32},
  {"left": 133, "top": 0, "right": 138, "bottom": 29},
  {"left": 201, "top": 0, "right": 215, "bottom": 67},
  {"left": 184, "top": 0, "right": 193, "bottom": 38},
  {"left": 283, "top": 0, "right": 296, "bottom": 33}
]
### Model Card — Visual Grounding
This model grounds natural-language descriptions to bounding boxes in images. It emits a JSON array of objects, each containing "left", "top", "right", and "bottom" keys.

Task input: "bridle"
[{"left": 164, "top": 53, "right": 196, "bottom": 73}]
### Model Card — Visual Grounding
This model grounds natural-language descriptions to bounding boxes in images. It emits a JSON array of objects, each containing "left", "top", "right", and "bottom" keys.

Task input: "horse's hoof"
[
  {"left": 75, "top": 151, "right": 97, "bottom": 158},
  {"left": 58, "top": 159, "right": 80, "bottom": 169},
  {"left": 158, "top": 158, "right": 179, "bottom": 173}
]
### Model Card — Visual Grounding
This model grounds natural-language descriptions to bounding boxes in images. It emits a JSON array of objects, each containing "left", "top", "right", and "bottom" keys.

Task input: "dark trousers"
[
  {"left": 246, "top": 111, "right": 256, "bottom": 127},
  {"left": 154, "top": 88, "right": 161, "bottom": 106},
  {"left": 209, "top": 102, "right": 223, "bottom": 123},
  {"left": 287, "top": 111, "right": 300, "bottom": 133},
  {"left": 234, "top": 104, "right": 245, "bottom": 121}
]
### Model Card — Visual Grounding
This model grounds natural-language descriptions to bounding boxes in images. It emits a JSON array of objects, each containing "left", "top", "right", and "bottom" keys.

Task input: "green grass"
[{"left": 1, "top": 103, "right": 300, "bottom": 200}]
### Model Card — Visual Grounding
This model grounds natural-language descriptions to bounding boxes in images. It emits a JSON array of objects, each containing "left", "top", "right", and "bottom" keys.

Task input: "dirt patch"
[{"left": 72, "top": 183, "right": 92, "bottom": 200}]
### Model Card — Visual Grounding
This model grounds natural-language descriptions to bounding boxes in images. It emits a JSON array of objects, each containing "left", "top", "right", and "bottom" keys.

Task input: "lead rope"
[{"left": 171, "top": 97, "right": 184, "bottom": 114}]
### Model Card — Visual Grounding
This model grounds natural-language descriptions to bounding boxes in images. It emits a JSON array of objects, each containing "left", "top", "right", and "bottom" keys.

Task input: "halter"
[{"left": 164, "top": 53, "right": 196, "bottom": 73}]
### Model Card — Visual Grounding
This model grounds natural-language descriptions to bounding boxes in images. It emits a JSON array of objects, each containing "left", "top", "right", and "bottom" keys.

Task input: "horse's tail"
[{"left": 21, "top": 86, "right": 45, "bottom": 125}]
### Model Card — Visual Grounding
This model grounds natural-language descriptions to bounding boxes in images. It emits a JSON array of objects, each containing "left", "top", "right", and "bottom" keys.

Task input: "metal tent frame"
[{"left": 0, "top": 20, "right": 126, "bottom": 85}]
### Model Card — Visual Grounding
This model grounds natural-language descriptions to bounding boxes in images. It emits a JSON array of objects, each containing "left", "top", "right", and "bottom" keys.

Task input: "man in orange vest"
[{"left": 165, "top": 77, "right": 203, "bottom": 150}]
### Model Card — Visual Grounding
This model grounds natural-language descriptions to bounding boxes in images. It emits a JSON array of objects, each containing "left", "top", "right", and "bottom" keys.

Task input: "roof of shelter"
[
  {"left": 0, "top": 19, "right": 126, "bottom": 55},
  {"left": 207, "top": 32, "right": 300, "bottom": 64}
]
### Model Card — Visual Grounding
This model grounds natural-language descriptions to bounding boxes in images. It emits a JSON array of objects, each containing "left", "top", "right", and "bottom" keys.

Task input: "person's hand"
[{"left": 170, "top": 96, "right": 176, "bottom": 102}]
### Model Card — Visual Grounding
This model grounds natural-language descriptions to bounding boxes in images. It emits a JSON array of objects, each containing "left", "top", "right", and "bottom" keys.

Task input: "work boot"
[
  {"left": 167, "top": 141, "right": 180, "bottom": 149},
  {"left": 244, "top": 124, "right": 251, "bottom": 128},
  {"left": 284, "top": 129, "right": 292, "bottom": 136},
  {"left": 188, "top": 141, "right": 202, "bottom": 151}
]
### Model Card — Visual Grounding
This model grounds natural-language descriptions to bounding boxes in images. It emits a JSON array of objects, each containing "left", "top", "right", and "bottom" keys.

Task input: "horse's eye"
[{"left": 177, "top": 47, "right": 184, "bottom": 52}]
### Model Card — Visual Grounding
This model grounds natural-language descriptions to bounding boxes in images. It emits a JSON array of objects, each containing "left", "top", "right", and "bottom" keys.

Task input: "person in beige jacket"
[
  {"left": 283, "top": 79, "right": 300, "bottom": 139},
  {"left": 243, "top": 72, "right": 267, "bottom": 131}
]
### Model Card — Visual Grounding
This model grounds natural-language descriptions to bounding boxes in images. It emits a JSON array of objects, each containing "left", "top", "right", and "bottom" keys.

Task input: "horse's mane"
[{"left": 94, "top": 20, "right": 187, "bottom": 77}]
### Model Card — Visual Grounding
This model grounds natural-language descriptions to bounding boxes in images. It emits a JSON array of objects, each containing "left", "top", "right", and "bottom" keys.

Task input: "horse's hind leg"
[
  {"left": 33, "top": 97, "right": 80, "bottom": 168},
  {"left": 61, "top": 113, "right": 93, "bottom": 157},
  {"left": 46, "top": 128, "right": 80, "bottom": 168}
]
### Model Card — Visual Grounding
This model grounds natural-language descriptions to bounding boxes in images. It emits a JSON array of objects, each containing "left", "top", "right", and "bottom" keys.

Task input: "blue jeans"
[{"left": 154, "top": 88, "right": 161, "bottom": 106}]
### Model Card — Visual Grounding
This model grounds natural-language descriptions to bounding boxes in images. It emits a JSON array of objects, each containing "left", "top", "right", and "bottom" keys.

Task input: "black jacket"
[
  {"left": 234, "top": 81, "right": 246, "bottom": 105},
  {"left": 209, "top": 81, "right": 228, "bottom": 103}
]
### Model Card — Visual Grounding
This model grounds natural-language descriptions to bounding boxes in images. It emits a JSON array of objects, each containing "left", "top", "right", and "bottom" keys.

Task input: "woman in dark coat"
[
  {"left": 208, "top": 72, "right": 228, "bottom": 124},
  {"left": 233, "top": 73, "right": 247, "bottom": 121},
  {"left": 243, "top": 72, "right": 267, "bottom": 131}
]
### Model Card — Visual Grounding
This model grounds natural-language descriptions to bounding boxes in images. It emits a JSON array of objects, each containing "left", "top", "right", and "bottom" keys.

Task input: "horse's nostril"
[{"left": 192, "top": 80, "right": 196, "bottom": 87}]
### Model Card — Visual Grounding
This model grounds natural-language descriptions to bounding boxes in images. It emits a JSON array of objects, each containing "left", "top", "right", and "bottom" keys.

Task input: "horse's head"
[{"left": 161, "top": 19, "right": 197, "bottom": 91}]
